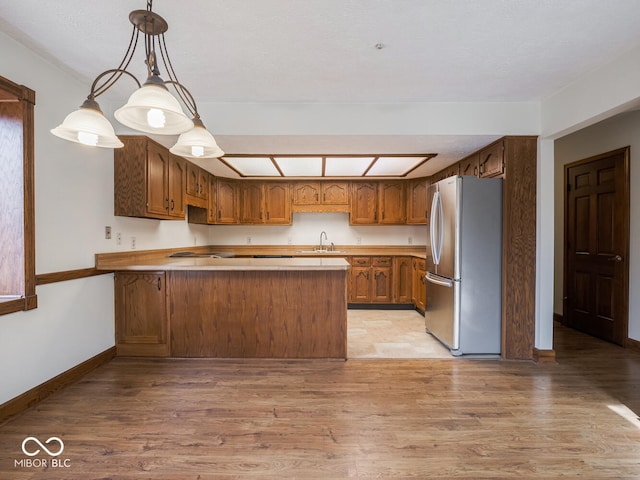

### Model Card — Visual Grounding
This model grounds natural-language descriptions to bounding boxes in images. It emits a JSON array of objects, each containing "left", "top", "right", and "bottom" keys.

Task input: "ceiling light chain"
[{"left": 51, "top": 0, "right": 224, "bottom": 159}]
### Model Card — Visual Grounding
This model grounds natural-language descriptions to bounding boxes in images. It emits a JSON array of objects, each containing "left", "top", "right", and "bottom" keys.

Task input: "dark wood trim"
[
  {"left": 554, "top": 313, "right": 563, "bottom": 324},
  {"left": 626, "top": 337, "right": 640, "bottom": 353},
  {"left": 0, "top": 298, "right": 26, "bottom": 316},
  {"left": 0, "top": 347, "right": 116, "bottom": 424},
  {"left": 36, "top": 267, "right": 112, "bottom": 286},
  {"left": 533, "top": 348, "right": 557, "bottom": 363}
]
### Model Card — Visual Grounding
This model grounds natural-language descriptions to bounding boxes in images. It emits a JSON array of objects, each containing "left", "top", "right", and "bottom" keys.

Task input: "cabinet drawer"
[
  {"left": 372, "top": 256, "right": 392, "bottom": 267},
  {"left": 351, "top": 256, "right": 371, "bottom": 267}
]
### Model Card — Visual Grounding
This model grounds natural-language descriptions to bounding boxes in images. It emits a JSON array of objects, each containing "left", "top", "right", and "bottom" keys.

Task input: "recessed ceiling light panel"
[
  {"left": 325, "top": 157, "right": 375, "bottom": 176},
  {"left": 222, "top": 157, "right": 280, "bottom": 176},
  {"left": 367, "top": 156, "right": 427, "bottom": 176},
  {"left": 275, "top": 157, "right": 323, "bottom": 176}
]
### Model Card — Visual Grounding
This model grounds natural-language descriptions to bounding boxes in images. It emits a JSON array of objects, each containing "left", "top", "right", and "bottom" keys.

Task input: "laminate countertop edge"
[{"left": 96, "top": 257, "right": 351, "bottom": 272}]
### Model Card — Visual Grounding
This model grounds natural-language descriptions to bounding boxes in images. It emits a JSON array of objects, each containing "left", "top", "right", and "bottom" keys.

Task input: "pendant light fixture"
[{"left": 51, "top": 0, "right": 224, "bottom": 158}]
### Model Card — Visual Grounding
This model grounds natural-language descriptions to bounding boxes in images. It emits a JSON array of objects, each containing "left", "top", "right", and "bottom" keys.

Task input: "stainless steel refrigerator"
[{"left": 425, "top": 175, "right": 502, "bottom": 356}]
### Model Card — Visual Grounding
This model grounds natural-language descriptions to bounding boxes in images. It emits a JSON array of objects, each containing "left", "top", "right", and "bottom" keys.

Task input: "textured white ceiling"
[{"left": 2, "top": 0, "right": 640, "bottom": 175}]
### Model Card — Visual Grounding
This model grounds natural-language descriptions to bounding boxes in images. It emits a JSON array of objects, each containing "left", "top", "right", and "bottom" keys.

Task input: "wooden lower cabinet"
[
  {"left": 348, "top": 256, "right": 393, "bottom": 304},
  {"left": 115, "top": 271, "right": 169, "bottom": 357},
  {"left": 393, "top": 256, "right": 413, "bottom": 303},
  {"left": 412, "top": 258, "right": 427, "bottom": 312}
]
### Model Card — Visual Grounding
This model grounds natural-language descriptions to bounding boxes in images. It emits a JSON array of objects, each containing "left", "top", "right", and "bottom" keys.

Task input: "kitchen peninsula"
[{"left": 96, "top": 252, "right": 349, "bottom": 359}]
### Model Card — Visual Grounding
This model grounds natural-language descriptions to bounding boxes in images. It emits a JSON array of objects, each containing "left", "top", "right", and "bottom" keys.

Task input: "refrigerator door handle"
[
  {"left": 426, "top": 272, "right": 454, "bottom": 288},
  {"left": 430, "top": 191, "right": 443, "bottom": 265}
]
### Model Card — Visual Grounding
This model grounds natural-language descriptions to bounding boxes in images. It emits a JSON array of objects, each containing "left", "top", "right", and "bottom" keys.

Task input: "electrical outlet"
[
  {"left": 356, "top": 236, "right": 362, "bottom": 245},
  {"left": 116, "top": 232, "right": 122, "bottom": 246},
  {"left": 131, "top": 236, "right": 136, "bottom": 250},
  {"left": 105, "top": 226, "right": 111, "bottom": 239},
  {"left": 246, "top": 236, "right": 252, "bottom": 245},
  {"left": 408, "top": 236, "right": 413, "bottom": 245}
]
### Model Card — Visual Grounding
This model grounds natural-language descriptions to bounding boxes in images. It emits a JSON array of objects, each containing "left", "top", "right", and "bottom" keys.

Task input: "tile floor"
[{"left": 347, "top": 308, "right": 453, "bottom": 359}]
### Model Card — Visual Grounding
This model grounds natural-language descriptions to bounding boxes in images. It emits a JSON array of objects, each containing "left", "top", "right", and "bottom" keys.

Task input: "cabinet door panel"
[
  {"left": 115, "top": 271, "right": 168, "bottom": 356},
  {"left": 349, "top": 267, "right": 371, "bottom": 302},
  {"left": 379, "top": 181, "right": 406, "bottom": 224},
  {"left": 459, "top": 153, "right": 479, "bottom": 177},
  {"left": 146, "top": 142, "right": 169, "bottom": 216},
  {"left": 479, "top": 141, "right": 504, "bottom": 178},
  {"left": 264, "top": 183, "right": 291, "bottom": 224},
  {"left": 217, "top": 178, "right": 239, "bottom": 224},
  {"left": 168, "top": 154, "right": 186, "bottom": 218},
  {"left": 293, "top": 182, "right": 321, "bottom": 205},
  {"left": 350, "top": 182, "right": 378, "bottom": 224},
  {"left": 322, "top": 182, "right": 349, "bottom": 204},
  {"left": 394, "top": 257, "right": 413, "bottom": 303},
  {"left": 240, "top": 182, "right": 263, "bottom": 223},
  {"left": 407, "top": 179, "right": 428, "bottom": 224},
  {"left": 372, "top": 267, "right": 392, "bottom": 302}
]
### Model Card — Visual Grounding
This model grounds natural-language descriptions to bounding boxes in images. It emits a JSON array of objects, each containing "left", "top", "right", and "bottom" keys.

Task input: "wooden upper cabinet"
[
  {"left": 379, "top": 181, "right": 406, "bottom": 224},
  {"left": 264, "top": 183, "right": 291, "bottom": 224},
  {"left": 216, "top": 178, "right": 239, "bottom": 224},
  {"left": 458, "top": 153, "right": 479, "bottom": 177},
  {"left": 206, "top": 174, "right": 217, "bottom": 223},
  {"left": 322, "top": 182, "right": 349, "bottom": 204},
  {"left": 240, "top": 182, "right": 263, "bottom": 223},
  {"left": 478, "top": 140, "right": 505, "bottom": 178},
  {"left": 185, "top": 162, "right": 209, "bottom": 208},
  {"left": 240, "top": 182, "right": 291, "bottom": 224},
  {"left": 114, "top": 136, "right": 185, "bottom": 220},
  {"left": 292, "top": 182, "right": 321, "bottom": 205},
  {"left": 350, "top": 182, "right": 378, "bottom": 224},
  {"left": 168, "top": 155, "right": 186, "bottom": 218},
  {"left": 407, "top": 179, "right": 428, "bottom": 224},
  {"left": 145, "top": 141, "right": 170, "bottom": 217}
]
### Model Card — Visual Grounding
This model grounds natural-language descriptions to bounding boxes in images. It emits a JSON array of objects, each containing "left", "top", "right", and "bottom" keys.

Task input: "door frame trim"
[{"left": 563, "top": 146, "right": 630, "bottom": 345}]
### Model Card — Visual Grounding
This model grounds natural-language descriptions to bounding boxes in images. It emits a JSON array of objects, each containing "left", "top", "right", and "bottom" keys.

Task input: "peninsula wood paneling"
[{"left": 169, "top": 270, "right": 347, "bottom": 358}]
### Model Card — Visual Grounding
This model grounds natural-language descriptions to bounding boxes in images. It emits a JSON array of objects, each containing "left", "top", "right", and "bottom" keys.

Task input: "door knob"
[{"left": 608, "top": 255, "right": 623, "bottom": 262}]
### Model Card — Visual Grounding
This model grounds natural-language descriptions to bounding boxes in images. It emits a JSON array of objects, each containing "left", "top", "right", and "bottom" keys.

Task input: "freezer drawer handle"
[{"left": 426, "top": 272, "right": 454, "bottom": 288}]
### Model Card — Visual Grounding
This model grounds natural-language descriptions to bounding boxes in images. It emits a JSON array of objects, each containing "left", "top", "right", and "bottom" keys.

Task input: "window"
[{"left": 0, "top": 75, "right": 36, "bottom": 315}]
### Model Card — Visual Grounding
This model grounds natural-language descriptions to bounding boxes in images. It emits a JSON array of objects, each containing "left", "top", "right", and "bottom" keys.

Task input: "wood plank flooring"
[{"left": 2, "top": 322, "right": 640, "bottom": 479}]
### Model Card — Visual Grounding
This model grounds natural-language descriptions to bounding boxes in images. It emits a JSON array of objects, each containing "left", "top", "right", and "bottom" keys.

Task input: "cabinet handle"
[
  {"left": 218, "top": 210, "right": 221, "bottom": 219},
  {"left": 259, "top": 212, "right": 263, "bottom": 220},
  {"left": 316, "top": 193, "right": 319, "bottom": 201},
  {"left": 267, "top": 212, "right": 270, "bottom": 220},
  {"left": 474, "top": 166, "right": 478, "bottom": 176},
  {"left": 323, "top": 193, "right": 326, "bottom": 202},
  {"left": 157, "top": 277, "right": 161, "bottom": 291},
  {"left": 165, "top": 197, "right": 169, "bottom": 209},
  {"left": 170, "top": 199, "right": 175, "bottom": 211}
]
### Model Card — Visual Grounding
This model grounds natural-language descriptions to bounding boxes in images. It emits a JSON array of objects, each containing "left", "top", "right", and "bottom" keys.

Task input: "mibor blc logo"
[{"left": 15, "top": 436, "right": 71, "bottom": 469}]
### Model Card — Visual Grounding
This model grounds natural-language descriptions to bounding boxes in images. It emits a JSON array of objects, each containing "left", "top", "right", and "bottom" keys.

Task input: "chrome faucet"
[{"left": 319, "top": 231, "right": 328, "bottom": 252}]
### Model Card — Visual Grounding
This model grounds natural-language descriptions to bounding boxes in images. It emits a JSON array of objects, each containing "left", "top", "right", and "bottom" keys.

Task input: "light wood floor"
[{"left": 2, "top": 323, "right": 640, "bottom": 479}]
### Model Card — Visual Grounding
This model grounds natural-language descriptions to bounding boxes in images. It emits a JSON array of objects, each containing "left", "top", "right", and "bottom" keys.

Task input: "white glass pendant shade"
[
  {"left": 169, "top": 119, "right": 224, "bottom": 159},
  {"left": 114, "top": 82, "right": 194, "bottom": 135},
  {"left": 50, "top": 100, "right": 124, "bottom": 148}
]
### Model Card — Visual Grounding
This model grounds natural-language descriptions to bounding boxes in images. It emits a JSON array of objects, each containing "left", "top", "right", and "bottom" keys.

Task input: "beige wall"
[{"left": 554, "top": 110, "right": 640, "bottom": 340}]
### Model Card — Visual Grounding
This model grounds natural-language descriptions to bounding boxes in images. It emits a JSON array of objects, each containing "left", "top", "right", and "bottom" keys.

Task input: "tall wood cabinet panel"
[
  {"left": 412, "top": 257, "right": 426, "bottom": 312},
  {"left": 115, "top": 271, "right": 169, "bottom": 357},
  {"left": 371, "top": 256, "right": 392, "bottom": 302},
  {"left": 501, "top": 136, "right": 537, "bottom": 359},
  {"left": 407, "top": 178, "right": 428, "bottom": 224},
  {"left": 114, "top": 136, "right": 185, "bottom": 220}
]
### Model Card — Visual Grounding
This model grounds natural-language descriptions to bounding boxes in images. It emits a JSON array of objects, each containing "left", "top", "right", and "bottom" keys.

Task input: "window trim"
[{"left": 0, "top": 75, "right": 37, "bottom": 315}]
